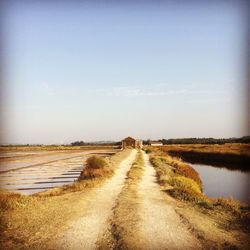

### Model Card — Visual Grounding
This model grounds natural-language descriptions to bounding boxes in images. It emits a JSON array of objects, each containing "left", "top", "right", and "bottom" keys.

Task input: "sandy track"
[
  {"left": 55, "top": 149, "right": 137, "bottom": 250},
  {"left": 136, "top": 152, "right": 201, "bottom": 249}
]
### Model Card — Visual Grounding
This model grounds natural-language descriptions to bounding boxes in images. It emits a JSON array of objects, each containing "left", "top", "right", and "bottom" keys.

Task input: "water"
[{"left": 191, "top": 164, "right": 250, "bottom": 204}]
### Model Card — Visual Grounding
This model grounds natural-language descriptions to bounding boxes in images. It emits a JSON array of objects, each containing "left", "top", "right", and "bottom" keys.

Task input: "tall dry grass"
[
  {"left": 158, "top": 143, "right": 250, "bottom": 156},
  {"left": 79, "top": 156, "right": 113, "bottom": 179},
  {"left": 150, "top": 154, "right": 202, "bottom": 190},
  {"left": 150, "top": 153, "right": 212, "bottom": 207},
  {"left": 149, "top": 149, "right": 249, "bottom": 212}
]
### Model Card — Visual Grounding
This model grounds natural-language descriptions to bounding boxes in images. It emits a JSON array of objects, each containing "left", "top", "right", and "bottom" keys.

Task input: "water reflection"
[{"left": 191, "top": 164, "right": 250, "bottom": 204}]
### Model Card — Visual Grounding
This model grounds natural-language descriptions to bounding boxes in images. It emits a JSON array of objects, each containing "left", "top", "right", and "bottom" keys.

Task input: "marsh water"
[{"left": 191, "top": 164, "right": 250, "bottom": 204}]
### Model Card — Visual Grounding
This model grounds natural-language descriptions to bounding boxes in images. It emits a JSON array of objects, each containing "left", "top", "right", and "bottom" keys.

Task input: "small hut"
[{"left": 122, "top": 136, "right": 143, "bottom": 149}]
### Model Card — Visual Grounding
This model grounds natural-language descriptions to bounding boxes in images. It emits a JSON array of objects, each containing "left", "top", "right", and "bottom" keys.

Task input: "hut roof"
[{"left": 122, "top": 136, "right": 136, "bottom": 141}]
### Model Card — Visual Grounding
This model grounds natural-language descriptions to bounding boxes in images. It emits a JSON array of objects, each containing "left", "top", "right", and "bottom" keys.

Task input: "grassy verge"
[
  {"left": 110, "top": 150, "right": 145, "bottom": 250},
  {"left": 158, "top": 143, "right": 250, "bottom": 156},
  {"left": 149, "top": 148, "right": 249, "bottom": 210},
  {"left": 148, "top": 147, "right": 250, "bottom": 248},
  {"left": 150, "top": 154, "right": 212, "bottom": 208}
]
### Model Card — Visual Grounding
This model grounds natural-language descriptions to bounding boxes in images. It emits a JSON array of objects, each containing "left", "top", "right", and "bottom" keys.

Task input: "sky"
[{"left": 0, "top": 1, "right": 248, "bottom": 144}]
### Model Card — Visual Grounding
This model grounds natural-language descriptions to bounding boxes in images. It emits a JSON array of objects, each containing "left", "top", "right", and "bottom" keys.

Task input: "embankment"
[
  {"left": 148, "top": 149, "right": 250, "bottom": 248},
  {"left": 168, "top": 150, "right": 250, "bottom": 171},
  {"left": 157, "top": 144, "right": 250, "bottom": 171}
]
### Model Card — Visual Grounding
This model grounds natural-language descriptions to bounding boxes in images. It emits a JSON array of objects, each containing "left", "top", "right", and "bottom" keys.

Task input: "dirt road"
[
  {"left": 52, "top": 150, "right": 201, "bottom": 249},
  {"left": 136, "top": 152, "right": 201, "bottom": 249},
  {"left": 110, "top": 150, "right": 201, "bottom": 249}
]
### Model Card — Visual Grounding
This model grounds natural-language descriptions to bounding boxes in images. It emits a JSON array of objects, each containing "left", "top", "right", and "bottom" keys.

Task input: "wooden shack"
[{"left": 122, "top": 136, "right": 143, "bottom": 149}]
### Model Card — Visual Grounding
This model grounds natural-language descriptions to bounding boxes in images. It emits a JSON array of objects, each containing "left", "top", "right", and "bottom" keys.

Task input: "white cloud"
[{"left": 90, "top": 86, "right": 221, "bottom": 97}]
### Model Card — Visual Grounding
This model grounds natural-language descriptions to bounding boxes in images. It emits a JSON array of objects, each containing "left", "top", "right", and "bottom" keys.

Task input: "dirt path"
[
  {"left": 112, "top": 150, "right": 202, "bottom": 249},
  {"left": 136, "top": 152, "right": 202, "bottom": 249},
  {"left": 54, "top": 149, "right": 137, "bottom": 250}
]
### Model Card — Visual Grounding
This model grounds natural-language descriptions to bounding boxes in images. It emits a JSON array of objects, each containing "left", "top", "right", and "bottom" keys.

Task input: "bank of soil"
[{"left": 167, "top": 150, "right": 250, "bottom": 171}]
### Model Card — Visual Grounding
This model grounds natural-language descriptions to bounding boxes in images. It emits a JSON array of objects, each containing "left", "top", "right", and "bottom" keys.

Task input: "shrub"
[
  {"left": 168, "top": 176, "right": 202, "bottom": 194},
  {"left": 150, "top": 157, "right": 174, "bottom": 185},
  {"left": 174, "top": 163, "right": 202, "bottom": 190},
  {"left": 167, "top": 188, "right": 211, "bottom": 206},
  {"left": 79, "top": 156, "right": 113, "bottom": 179},
  {"left": 214, "top": 198, "right": 243, "bottom": 214},
  {"left": 86, "top": 156, "right": 108, "bottom": 169},
  {"left": 145, "top": 149, "right": 152, "bottom": 154},
  {"left": 151, "top": 155, "right": 202, "bottom": 189},
  {"left": 0, "top": 190, "right": 33, "bottom": 211}
]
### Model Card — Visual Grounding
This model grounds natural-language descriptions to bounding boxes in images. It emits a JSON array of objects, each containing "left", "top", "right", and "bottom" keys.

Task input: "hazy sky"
[{"left": 1, "top": 1, "right": 248, "bottom": 144}]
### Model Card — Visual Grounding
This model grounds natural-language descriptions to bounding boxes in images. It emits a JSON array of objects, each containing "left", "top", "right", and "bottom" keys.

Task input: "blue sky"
[{"left": 1, "top": 1, "right": 248, "bottom": 144}]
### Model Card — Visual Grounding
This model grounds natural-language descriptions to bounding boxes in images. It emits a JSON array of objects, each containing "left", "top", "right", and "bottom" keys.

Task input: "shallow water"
[{"left": 191, "top": 164, "right": 250, "bottom": 204}]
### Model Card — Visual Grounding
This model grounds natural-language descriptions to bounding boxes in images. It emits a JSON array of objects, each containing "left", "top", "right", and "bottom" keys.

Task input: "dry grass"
[
  {"left": 149, "top": 150, "right": 250, "bottom": 215},
  {"left": 79, "top": 156, "right": 113, "bottom": 179},
  {"left": 168, "top": 176, "right": 202, "bottom": 194},
  {"left": 149, "top": 157, "right": 174, "bottom": 186},
  {"left": 150, "top": 154, "right": 202, "bottom": 189},
  {"left": 86, "top": 155, "right": 108, "bottom": 169},
  {"left": 150, "top": 154, "right": 210, "bottom": 208},
  {"left": 111, "top": 150, "right": 145, "bottom": 249},
  {"left": 168, "top": 188, "right": 212, "bottom": 207},
  {"left": 158, "top": 143, "right": 250, "bottom": 156},
  {"left": 126, "top": 151, "right": 144, "bottom": 181},
  {"left": 0, "top": 190, "right": 34, "bottom": 211},
  {"left": 155, "top": 144, "right": 250, "bottom": 171},
  {"left": 148, "top": 148, "right": 250, "bottom": 249},
  {"left": 214, "top": 197, "right": 247, "bottom": 215},
  {"left": 174, "top": 161, "right": 202, "bottom": 189}
]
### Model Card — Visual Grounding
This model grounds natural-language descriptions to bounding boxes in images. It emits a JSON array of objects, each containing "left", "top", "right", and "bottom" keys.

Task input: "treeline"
[
  {"left": 70, "top": 141, "right": 86, "bottom": 146},
  {"left": 70, "top": 141, "right": 120, "bottom": 146},
  {"left": 159, "top": 136, "right": 250, "bottom": 145}
]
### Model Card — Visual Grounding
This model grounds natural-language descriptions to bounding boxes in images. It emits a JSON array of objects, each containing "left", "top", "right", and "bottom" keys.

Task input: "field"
[
  {"left": 157, "top": 143, "right": 250, "bottom": 156},
  {"left": 0, "top": 146, "right": 119, "bottom": 194}
]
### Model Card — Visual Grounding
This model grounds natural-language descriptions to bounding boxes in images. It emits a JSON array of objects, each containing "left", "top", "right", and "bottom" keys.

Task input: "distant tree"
[
  {"left": 143, "top": 139, "right": 151, "bottom": 145},
  {"left": 71, "top": 141, "right": 85, "bottom": 146}
]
